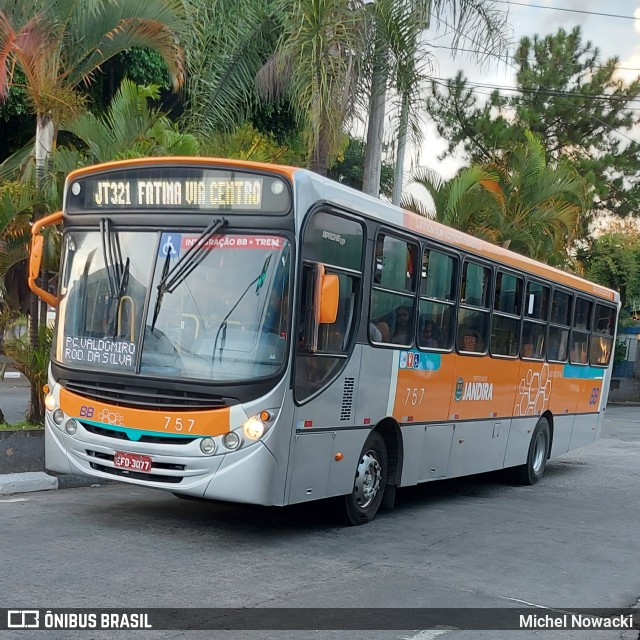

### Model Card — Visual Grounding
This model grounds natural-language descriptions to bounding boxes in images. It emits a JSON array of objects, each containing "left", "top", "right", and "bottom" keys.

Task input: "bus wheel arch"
[
  {"left": 542, "top": 410, "right": 554, "bottom": 459},
  {"left": 513, "top": 414, "right": 551, "bottom": 486},
  {"left": 373, "top": 417, "right": 403, "bottom": 488},
  {"left": 340, "top": 418, "right": 402, "bottom": 526}
]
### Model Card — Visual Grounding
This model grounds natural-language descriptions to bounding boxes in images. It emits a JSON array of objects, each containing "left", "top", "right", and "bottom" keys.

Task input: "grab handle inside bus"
[{"left": 29, "top": 210, "right": 63, "bottom": 308}]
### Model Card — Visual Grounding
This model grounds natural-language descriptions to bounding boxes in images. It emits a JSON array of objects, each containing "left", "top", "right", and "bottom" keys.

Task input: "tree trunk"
[
  {"left": 363, "top": 39, "right": 388, "bottom": 198},
  {"left": 392, "top": 92, "right": 410, "bottom": 205},
  {"left": 29, "top": 113, "right": 56, "bottom": 421},
  {"left": 27, "top": 385, "right": 44, "bottom": 424},
  {"left": 35, "top": 113, "right": 55, "bottom": 191}
]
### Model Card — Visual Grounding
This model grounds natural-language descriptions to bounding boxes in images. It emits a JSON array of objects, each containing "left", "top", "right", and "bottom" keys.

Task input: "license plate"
[{"left": 113, "top": 451, "right": 152, "bottom": 473}]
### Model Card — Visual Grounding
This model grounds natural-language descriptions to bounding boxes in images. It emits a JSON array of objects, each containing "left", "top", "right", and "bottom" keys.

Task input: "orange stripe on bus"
[{"left": 59, "top": 388, "right": 231, "bottom": 437}]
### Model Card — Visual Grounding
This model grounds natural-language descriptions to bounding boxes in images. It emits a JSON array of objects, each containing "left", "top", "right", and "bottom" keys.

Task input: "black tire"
[
  {"left": 341, "top": 431, "right": 388, "bottom": 526},
  {"left": 513, "top": 417, "right": 550, "bottom": 485}
]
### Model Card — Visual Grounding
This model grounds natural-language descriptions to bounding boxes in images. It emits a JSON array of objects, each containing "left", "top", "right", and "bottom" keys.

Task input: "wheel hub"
[{"left": 354, "top": 450, "right": 382, "bottom": 508}]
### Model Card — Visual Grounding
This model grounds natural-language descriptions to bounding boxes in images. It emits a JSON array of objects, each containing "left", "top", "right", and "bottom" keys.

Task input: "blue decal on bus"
[
  {"left": 158, "top": 233, "right": 181, "bottom": 259},
  {"left": 399, "top": 351, "right": 441, "bottom": 371},
  {"left": 562, "top": 365, "right": 605, "bottom": 380}
]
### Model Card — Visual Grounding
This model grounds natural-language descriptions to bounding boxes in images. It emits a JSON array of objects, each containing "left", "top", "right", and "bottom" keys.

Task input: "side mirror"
[
  {"left": 319, "top": 273, "right": 339, "bottom": 324},
  {"left": 305, "top": 264, "right": 340, "bottom": 353}
]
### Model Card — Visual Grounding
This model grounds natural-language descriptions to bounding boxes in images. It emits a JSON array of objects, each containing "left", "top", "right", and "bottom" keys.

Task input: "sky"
[{"left": 411, "top": 0, "right": 640, "bottom": 179}]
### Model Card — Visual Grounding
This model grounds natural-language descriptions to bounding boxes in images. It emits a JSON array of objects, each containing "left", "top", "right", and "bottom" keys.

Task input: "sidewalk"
[{"left": 1, "top": 375, "right": 100, "bottom": 495}]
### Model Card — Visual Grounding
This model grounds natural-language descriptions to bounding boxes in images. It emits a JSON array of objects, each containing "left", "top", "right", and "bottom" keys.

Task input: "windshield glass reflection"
[{"left": 54, "top": 230, "right": 291, "bottom": 383}]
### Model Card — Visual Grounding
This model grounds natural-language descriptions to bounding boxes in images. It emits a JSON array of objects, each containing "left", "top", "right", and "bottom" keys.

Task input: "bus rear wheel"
[
  {"left": 341, "top": 431, "right": 388, "bottom": 526},
  {"left": 513, "top": 417, "right": 550, "bottom": 485}
]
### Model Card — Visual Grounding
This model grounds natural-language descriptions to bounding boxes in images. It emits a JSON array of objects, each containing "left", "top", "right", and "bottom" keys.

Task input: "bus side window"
[
  {"left": 548, "top": 289, "right": 573, "bottom": 362},
  {"left": 570, "top": 296, "right": 592, "bottom": 365},
  {"left": 370, "top": 233, "right": 418, "bottom": 347},
  {"left": 457, "top": 261, "right": 491, "bottom": 354},
  {"left": 418, "top": 248, "right": 457, "bottom": 350},
  {"left": 590, "top": 304, "right": 616, "bottom": 366}
]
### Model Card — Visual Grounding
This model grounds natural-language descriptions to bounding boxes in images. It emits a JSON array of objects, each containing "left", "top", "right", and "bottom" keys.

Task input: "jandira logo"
[{"left": 455, "top": 377, "right": 464, "bottom": 401}]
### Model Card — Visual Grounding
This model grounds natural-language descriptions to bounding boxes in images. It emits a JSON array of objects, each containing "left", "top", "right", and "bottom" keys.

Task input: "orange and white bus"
[{"left": 30, "top": 157, "right": 619, "bottom": 524}]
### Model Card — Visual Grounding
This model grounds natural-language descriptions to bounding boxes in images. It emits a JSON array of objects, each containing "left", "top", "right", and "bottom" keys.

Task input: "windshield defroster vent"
[{"left": 60, "top": 379, "right": 227, "bottom": 410}]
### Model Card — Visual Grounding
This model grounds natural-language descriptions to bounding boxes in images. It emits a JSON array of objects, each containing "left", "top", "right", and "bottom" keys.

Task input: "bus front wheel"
[
  {"left": 514, "top": 417, "right": 550, "bottom": 485},
  {"left": 341, "top": 431, "right": 388, "bottom": 526}
]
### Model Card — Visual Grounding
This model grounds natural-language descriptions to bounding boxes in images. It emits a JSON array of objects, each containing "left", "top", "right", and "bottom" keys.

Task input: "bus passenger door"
[{"left": 287, "top": 211, "right": 366, "bottom": 504}]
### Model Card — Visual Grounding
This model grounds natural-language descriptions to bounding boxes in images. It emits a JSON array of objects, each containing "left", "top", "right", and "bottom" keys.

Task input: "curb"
[
  {"left": 0, "top": 471, "right": 113, "bottom": 495},
  {"left": 0, "top": 471, "right": 58, "bottom": 495}
]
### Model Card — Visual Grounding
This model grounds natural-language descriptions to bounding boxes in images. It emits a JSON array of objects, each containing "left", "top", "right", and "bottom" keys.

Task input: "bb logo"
[{"left": 455, "top": 377, "right": 464, "bottom": 402}]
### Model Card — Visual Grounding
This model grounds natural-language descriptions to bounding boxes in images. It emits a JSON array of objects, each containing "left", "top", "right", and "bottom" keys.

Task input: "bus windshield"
[{"left": 54, "top": 229, "right": 291, "bottom": 383}]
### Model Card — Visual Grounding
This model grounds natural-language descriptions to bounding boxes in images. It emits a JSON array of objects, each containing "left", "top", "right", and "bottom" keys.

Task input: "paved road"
[
  {"left": 0, "top": 406, "right": 639, "bottom": 639},
  {"left": 0, "top": 376, "right": 30, "bottom": 424}
]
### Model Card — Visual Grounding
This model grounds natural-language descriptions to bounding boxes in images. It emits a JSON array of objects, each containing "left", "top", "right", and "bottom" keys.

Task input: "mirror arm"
[{"left": 29, "top": 211, "right": 63, "bottom": 308}]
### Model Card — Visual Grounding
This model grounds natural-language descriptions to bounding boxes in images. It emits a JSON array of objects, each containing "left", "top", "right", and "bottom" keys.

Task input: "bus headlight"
[
  {"left": 65, "top": 419, "right": 78, "bottom": 435},
  {"left": 222, "top": 432, "right": 242, "bottom": 451},
  {"left": 199, "top": 437, "right": 217, "bottom": 455},
  {"left": 52, "top": 409, "right": 65, "bottom": 426},
  {"left": 45, "top": 394, "right": 57, "bottom": 412},
  {"left": 243, "top": 417, "right": 265, "bottom": 441}
]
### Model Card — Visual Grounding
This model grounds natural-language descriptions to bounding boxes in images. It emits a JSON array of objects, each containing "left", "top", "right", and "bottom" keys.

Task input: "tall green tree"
[
  {"left": 181, "top": 0, "right": 280, "bottom": 138},
  {"left": 403, "top": 132, "right": 587, "bottom": 265},
  {"left": 57, "top": 80, "right": 199, "bottom": 168},
  {"left": 255, "top": 0, "right": 366, "bottom": 176},
  {"left": 0, "top": 0, "right": 187, "bottom": 348},
  {"left": 578, "top": 229, "right": 640, "bottom": 310},
  {"left": 0, "top": 0, "right": 186, "bottom": 184},
  {"left": 426, "top": 26, "right": 640, "bottom": 218},
  {"left": 362, "top": 0, "right": 510, "bottom": 200}
]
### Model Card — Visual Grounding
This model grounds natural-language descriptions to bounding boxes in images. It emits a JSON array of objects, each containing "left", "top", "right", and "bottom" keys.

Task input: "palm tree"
[
  {"left": 483, "top": 131, "right": 587, "bottom": 264},
  {"left": 255, "top": 0, "right": 366, "bottom": 176},
  {"left": 0, "top": 0, "right": 187, "bottom": 185},
  {"left": 181, "top": 0, "right": 281, "bottom": 138},
  {"left": 403, "top": 132, "right": 587, "bottom": 265},
  {"left": 0, "top": 0, "right": 187, "bottom": 348},
  {"left": 402, "top": 164, "right": 499, "bottom": 236},
  {"left": 362, "top": 0, "right": 511, "bottom": 199},
  {"left": 58, "top": 80, "right": 199, "bottom": 167}
]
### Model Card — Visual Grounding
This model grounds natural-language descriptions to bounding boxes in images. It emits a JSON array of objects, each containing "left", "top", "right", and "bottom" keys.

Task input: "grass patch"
[{"left": 0, "top": 420, "right": 44, "bottom": 431}]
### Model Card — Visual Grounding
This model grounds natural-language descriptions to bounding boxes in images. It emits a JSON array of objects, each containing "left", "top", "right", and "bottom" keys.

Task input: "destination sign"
[
  {"left": 91, "top": 177, "right": 263, "bottom": 209},
  {"left": 66, "top": 167, "right": 291, "bottom": 214}
]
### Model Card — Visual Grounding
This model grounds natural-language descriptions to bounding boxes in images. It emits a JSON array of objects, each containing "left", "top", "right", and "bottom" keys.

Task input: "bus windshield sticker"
[
  {"left": 180, "top": 235, "right": 284, "bottom": 250},
  {"left": 63, "top": 336, "right": 136, "bottom": 369}
]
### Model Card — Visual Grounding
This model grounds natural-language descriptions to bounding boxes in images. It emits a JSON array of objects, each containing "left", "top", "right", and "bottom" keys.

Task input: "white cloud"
[
  {"left": 614, "top": 50, "right": 640, "bottom": 84},
  {"left": 635, "top": 7, "right": 640, "bottom": 34}
]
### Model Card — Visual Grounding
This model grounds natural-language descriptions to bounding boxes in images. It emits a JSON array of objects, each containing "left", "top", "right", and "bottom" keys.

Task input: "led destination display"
[
  {"left": 91, "top": 177, "right": 263, "bottom": 209},
  {"left": 67, "top": 167, "right": 291, "bottom": 213}
]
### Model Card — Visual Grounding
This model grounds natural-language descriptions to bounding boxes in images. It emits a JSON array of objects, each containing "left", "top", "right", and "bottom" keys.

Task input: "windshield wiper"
[
  {"left": 151, "top": 217, "right": 227, "bottom": 331},
  {"left": 100, "top": 218, "right": 130, "bottom": 336},
  {"left": 100, "top": 218, "right": 121, "bottom": 298}
]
